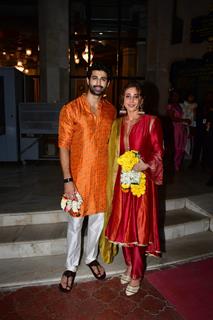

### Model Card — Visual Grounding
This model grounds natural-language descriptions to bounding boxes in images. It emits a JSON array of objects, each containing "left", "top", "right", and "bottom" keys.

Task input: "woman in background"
[
  {"left": 181, "top": 92, "right": 198, "bottom": 159},
  {"left": 166, "top": 91, "right": 190, "bottom": 171}
]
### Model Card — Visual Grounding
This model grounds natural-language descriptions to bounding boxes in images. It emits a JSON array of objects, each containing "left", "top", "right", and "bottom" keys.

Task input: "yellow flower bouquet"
[{"left": 117, "top": 150, "right": 146, "bottom": 197}]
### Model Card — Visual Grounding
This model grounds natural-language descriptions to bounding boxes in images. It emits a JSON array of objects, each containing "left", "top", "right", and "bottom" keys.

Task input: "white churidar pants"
[{"left": 66, "top": 212, "right": 104, "bottom": 272}]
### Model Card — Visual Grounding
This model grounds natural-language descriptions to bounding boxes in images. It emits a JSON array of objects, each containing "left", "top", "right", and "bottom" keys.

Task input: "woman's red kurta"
[{"left": 105, "top": 115, "right": 163, "bottom": 256}]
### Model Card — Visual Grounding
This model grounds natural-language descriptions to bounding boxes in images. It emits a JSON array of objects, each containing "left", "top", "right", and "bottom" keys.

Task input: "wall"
[{"left": 146, "top": 0, "right": 212, "bottom": 112}]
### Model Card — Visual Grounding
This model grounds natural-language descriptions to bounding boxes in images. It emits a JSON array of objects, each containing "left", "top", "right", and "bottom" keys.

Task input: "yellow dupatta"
[{"left": 99, "top": 117, "right": 122, "bottom": 263}]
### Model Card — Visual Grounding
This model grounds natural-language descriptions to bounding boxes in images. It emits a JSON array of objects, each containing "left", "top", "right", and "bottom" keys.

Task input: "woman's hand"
[
  {"left": 183, "top": 118, "right": 191, "bottom": 125},
  {"left": 133, "top": 159, "right": 149, "bottom": 172}
]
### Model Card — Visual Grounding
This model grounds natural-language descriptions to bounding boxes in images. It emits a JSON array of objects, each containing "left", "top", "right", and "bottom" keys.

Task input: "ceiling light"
[
  {"left": 15, "top": 65, "right": 24, "bottom": 72},
  {"left": 26, "top": 49, "right": 32, "bottom": 56},
  {"left": 82, "top": 44, "right": 93, "bottom": 63},
  {"left": 17, "top": 60, "right": 23, "bottom": 67}
]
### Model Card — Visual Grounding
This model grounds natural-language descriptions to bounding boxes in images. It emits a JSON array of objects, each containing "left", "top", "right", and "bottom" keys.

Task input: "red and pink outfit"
[
  {"left": 105, "top": 115, "right": 164, "bottom": 280},
  {"left": 166, "top": 103, "right": 188, "bottom": 171}
]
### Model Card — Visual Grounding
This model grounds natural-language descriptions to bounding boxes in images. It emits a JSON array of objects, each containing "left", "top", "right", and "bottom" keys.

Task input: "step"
[
  {"left": 0, "top": 208, "right": 210, "bottom": 259},
  {"left": 0, "top": 231, "right": 212, "bottom": 290},
  {"left": 0, "top": 222, "right": 67, "bottom": 259},
  {"left": 164, "top": 208, "right": 210, "bottom": 240},
  {"left": 0, "top": 196, "right": 211, "bottom": 227},
  {"left": 0, "top": 210, "right": 66, "bottom": 227},
  {"left": 0, "top": 197, "right": 193, "bottom": 227}
]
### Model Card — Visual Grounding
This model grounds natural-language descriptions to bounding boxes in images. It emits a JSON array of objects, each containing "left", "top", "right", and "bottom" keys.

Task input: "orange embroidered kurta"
[{"left": 58, "top": 94, "right": 116, "bottom": 216}]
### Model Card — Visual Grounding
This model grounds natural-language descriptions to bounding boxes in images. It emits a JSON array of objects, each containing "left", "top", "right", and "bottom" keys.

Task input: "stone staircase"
[{"left": 0, "top": 196, "right": 213, "bottom": 290}]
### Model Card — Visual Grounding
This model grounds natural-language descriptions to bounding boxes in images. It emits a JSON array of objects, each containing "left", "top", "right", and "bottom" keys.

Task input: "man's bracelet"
[{"left": 64, "top": 177, "right": 73, "bottom": 183}]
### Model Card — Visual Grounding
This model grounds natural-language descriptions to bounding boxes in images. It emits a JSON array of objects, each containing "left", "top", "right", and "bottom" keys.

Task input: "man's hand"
[{"left": 64, "top": 181, "right": 78, "bottom": 200}]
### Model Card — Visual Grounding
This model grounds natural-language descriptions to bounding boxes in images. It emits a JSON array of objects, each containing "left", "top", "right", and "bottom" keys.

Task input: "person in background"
[
  {"left": 166, "top": 90, "right": 190, "bottom": 171},
  {"left": 58, "top": 61, "right": 116, "bottom": 292},
  {"left": 181, "top": 92, "right": 198, "bottom": 159},
  {"left": 189, "top": 96, "right": 206, "bottom": 169},
  {"left": 100, "top": 81, "right": 163, "bottom": 296}
]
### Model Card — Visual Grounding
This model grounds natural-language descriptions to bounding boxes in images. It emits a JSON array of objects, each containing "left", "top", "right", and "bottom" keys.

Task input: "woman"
[
  {"left": 181, "top": 92, "right": 198, "bottom": 159},
  {"left": 99, "top": 81, "right": 163, "bottom": 296},
  {"left": 166, "top": 91, "right": 189, "bottom": 171}
]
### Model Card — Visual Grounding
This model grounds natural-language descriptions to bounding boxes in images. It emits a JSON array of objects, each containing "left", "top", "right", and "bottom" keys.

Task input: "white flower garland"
[
  {"left": 61, "top": 192, "right": 83, "bottom": 216},
  {"left": 120, "top": 170, "right": 141, "bottom": 185}
]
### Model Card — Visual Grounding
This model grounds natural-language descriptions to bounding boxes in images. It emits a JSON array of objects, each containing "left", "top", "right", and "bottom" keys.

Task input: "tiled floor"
[{"left": 0, "top": 276, "right": 183, "bottom": 320}]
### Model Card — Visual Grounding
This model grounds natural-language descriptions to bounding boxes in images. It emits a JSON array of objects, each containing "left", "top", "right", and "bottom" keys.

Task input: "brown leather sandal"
[
  {"left": 59, "top": 270, "right": 76, "bottom": 293},
  {"left": 87, "top": 260, "right": 106, "bottom": 280}
]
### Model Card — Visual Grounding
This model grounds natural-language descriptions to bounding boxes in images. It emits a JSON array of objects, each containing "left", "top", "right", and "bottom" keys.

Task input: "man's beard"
[{"left": 89, "top": 84, "right": 106, "bottom": 96}]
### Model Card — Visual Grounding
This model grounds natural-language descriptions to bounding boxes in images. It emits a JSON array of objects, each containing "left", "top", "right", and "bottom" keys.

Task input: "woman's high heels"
[
  {"left": 120, "top": 273, "right": 131, "bottom": 284},
  {"left": 125, "top": 283, "right": 140, "bottom": 296}
]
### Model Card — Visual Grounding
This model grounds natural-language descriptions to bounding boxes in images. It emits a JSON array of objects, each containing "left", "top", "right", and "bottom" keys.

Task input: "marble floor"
[
  {"left": 0, "top": 159, "right": 212, "bottom": 214},
  {"left": 0, "top": 161, "right": 62, "bottom": 213},
  {"left": 0, "top": 160, "right": 213, "bottom": 320}
]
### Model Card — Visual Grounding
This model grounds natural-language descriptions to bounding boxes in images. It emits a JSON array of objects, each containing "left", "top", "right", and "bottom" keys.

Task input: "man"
[{"left": 58, "top": 62, "right": 116, "bottom": 292}]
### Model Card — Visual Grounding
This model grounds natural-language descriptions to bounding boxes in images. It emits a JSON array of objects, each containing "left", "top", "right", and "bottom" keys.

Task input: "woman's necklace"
[
  {"left": 125, "top": 116, "right": 141, "bottom": 132},
  {"left": 124, "top": 115, "right": 141, "bottom": 150}
]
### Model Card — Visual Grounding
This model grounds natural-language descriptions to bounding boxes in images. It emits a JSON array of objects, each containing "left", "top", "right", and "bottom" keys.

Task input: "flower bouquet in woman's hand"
[
  {"left": 117, "top": 150, "right": 146, "bottom": 197},
  {"left": 61, "top": 192, "right": 83, "bottom": 217}
]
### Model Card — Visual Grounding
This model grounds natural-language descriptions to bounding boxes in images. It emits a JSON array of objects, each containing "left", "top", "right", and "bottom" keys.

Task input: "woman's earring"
[
  {"left": 138, "top": 104, "right": 145, "bottom": 114},
  {"left": 119, "top": 105, "right": 127, "bottom": 115}
]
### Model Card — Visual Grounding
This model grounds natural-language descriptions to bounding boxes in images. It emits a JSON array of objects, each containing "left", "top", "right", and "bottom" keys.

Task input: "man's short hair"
[{"left": 87, "top": 61, "right": 112, "bottom": 81}]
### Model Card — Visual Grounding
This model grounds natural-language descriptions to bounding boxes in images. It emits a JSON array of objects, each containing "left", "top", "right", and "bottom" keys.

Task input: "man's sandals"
[
  {"left": 59, "top": 270, "right": 76, "bottom": 293},
  {"left": 87, "top": 260, "right": 106, "bottom": 280},
  {"left": 59, "top": 260, "right": 105, "bottom": 293}
]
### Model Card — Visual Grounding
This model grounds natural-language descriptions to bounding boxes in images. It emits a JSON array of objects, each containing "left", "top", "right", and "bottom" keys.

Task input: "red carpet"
[{"left": 146, "top": 258, "right": 213, "bottom": 320}]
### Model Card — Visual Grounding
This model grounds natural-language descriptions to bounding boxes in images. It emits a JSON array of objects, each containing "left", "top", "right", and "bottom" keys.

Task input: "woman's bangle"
[{"left": 64, "top": 177, "right": 73, "bottom": 183}]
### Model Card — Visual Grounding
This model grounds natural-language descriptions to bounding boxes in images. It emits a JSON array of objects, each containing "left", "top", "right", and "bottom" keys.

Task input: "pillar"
[
  {"left": 146, "top": 0, "right": 173, "bottom": 113},
  {"left": 38, "top": 0, "right": 69, "bottom": 102},
  {"left": 122, "top": 47, "right": 137, "bottom": 77}
]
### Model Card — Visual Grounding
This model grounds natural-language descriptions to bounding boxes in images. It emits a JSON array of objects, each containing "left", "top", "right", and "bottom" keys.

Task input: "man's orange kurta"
[{"left": 58, "top": 94, "right": 116, "bottom": 216}]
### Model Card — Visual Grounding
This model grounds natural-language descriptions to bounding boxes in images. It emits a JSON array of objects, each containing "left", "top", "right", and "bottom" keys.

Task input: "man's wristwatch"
[{"left": 64, "top": 177, "right": 73, "bottom": 183}]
